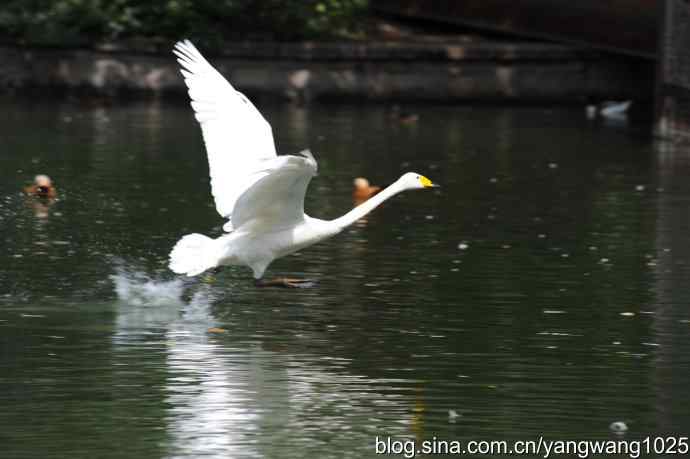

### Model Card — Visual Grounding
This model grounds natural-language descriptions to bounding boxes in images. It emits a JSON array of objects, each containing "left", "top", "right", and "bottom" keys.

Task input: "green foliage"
[{"left": 0, "top": 0, "right": 369, "bottom": 45}]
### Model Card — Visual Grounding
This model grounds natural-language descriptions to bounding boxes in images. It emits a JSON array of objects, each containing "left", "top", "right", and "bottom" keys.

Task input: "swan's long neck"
[{"left": 331, "top": 180, "right": 404, "bottom": 230}]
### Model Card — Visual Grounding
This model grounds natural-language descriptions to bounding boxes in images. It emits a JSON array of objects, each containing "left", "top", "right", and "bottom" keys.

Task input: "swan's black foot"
[{"left": 254, "top": 277, "right": 317, "bottom": 289}]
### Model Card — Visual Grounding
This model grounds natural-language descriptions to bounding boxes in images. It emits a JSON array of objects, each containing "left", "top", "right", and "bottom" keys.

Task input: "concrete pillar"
[{"left": 655, "top": 0, "right": 690, "bottom": 141}]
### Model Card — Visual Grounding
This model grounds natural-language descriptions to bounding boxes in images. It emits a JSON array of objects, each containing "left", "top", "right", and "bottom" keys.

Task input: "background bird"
[
  {"left": 352, "top": 177, "right": 381, "bottom": 205},
  {"left": 168, "top": 40, "right": 438, "bottom": 287},
  {"left": 24, "top": 174, "right": 56, "bottom": 199}
]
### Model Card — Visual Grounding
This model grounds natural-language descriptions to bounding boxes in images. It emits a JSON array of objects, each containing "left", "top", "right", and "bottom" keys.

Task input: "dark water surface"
[{"left": 1, "top": 99, "right": 689, "bottom": 458}]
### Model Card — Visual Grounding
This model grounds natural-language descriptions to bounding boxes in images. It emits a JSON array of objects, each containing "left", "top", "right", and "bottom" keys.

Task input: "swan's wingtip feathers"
[{"left": 174, "top": 39, "right": 195, "bottom": 52}]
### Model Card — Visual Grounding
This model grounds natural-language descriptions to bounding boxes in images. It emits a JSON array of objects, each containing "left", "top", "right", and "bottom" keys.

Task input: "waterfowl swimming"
[
  {"left": 24, "top": 174, "right": 57, "bottom": 199},
  {"left": 352, "top": 177, "right": 381, "bottom": 205},
  {"left": 390, "top": 105, "right": 419, "bottom": 125}
]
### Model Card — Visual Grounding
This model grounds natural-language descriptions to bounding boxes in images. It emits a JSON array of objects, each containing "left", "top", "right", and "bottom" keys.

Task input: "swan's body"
[{"left": 169, "top": 40, "right": 437, "bottom": 283}]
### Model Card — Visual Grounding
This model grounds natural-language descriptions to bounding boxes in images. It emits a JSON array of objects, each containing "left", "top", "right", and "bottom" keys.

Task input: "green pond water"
[{"left": 1, "top": 98, "right": 689, "bottom": 458}]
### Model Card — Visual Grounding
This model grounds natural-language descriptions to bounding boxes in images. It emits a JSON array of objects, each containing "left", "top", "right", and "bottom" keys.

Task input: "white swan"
[{"left": 169, "top": 40, "right": 438, "bottom": 287}]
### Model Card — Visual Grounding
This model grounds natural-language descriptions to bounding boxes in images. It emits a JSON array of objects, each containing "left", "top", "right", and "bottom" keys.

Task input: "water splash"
[
  {"left": 111, "top": 266, "right": 185, "bottom": 307},
  {"left": 110, "top": 263, "right": 220, "bottom": 341}
]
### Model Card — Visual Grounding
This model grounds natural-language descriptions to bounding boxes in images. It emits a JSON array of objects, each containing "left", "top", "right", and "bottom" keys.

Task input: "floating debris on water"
[
  {"left": 448, "top": 410, "right": 461, "bottom": 422},
  {"left": 609, "top": 421, "right": 628, "bottom": 434},
  {"left": 548, "top": 162, "right": 559, "bottom": 169},
  {"left": 458, "top": 243, "right": 469, "bottom": 250},
  {"left": 538, "top": 331, "right": 574, "bottom": 336},
  {"left": 635, "top": 185, "right": 645, "bottom": 192},
  {"left": 207, "top": 327, "right": 227, "bottom": 334},
  {"left": 620, "top": 312, "right": 635, "bottom": 317}
]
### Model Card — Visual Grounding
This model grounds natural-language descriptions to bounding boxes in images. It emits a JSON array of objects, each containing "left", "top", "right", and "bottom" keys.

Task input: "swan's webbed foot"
[{"left": 254, "top": 277, "right": 316, "bottom": 289}]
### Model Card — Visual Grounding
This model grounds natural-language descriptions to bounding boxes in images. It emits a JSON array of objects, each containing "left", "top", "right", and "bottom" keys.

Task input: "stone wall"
[{"left": 0, "top": 41, "right": 654, "bottom": 103}]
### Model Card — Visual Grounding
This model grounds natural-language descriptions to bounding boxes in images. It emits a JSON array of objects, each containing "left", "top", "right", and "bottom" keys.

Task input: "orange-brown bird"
[
  {"left": 24, "top": 174, "right": 57, "bottom": 199},
  {"left": 352, "top": 177, "right": 381, "bottom": 205}
]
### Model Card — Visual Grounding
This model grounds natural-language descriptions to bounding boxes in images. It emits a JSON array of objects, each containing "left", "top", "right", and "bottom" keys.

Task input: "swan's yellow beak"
[{"left": 420, "top": 175, "right": 439, "bottom": 188}]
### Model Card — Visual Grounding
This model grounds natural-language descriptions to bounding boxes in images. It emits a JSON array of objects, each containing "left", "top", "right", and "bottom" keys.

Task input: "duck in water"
[
  {"left": 24, "top": 174, "right": 57, "bottom": 199},
  {"left": 352, "top": 177, "right": 381, "bottom": 206}
]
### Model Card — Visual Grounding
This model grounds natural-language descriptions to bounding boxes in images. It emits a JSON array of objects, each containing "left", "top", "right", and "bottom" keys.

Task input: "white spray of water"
[
  {"left": 110, "top": 264, "right": 220, "bottom": 340},
  {"left": 111, "top": 267, "right": 185, "bottom": 307}
]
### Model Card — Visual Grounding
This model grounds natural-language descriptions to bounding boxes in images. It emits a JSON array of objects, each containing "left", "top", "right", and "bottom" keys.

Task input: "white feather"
[
  {"left": 169, "top": 233, "right": 217, "bottom": 276},
  {"left": 169, "top": 40, "right": 436, "bottom": 280},
  {"left": 173, "top": 39, "right": 277, "bottom": 228}
]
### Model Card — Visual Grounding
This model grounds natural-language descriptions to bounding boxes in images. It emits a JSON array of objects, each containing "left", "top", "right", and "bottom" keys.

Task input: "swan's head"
[{"left": 398, "top": 172, "right": 438, "bottom": 190}]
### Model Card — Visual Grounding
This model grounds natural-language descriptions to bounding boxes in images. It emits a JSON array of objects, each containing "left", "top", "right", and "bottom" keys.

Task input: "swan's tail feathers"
[{"left": 169, "top": 233, "right": 217, "bottom": 277}]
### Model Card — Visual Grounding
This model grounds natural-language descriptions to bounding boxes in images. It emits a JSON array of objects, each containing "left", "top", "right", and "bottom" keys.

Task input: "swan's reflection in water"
[
  {"left": 110, "top": 268, "right": 415, "bottom": 458},
  {"left": 111, "top": 269, "right": 258, "bottom": 457},
  {"left": 165, "top": 291, "right": 262, "bottom": 458}
]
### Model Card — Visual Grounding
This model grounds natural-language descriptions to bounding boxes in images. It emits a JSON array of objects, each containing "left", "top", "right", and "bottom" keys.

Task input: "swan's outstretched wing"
[
  {"left": 174, "top": 40, "right": 277, "bottom": 230},
  {"left": 231, "top": 150, "right": 317, "bottom": 230}
]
